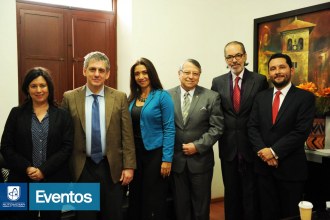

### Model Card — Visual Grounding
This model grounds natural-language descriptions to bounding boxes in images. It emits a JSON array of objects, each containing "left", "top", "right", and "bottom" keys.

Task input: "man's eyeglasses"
[
  {"left": 225, "top": 53, "right": 245, "bottom": 62},
  {"left": 180, "top": 70, "right": 200, "bottom": 77}
]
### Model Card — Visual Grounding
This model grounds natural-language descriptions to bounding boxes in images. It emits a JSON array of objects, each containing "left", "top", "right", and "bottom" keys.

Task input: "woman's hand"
[
  {"left": 26, "top": 166, "right": 44, "bottom": 181},
  {"left": 161, "top": 162, "right": 172, "bottom": 178}
]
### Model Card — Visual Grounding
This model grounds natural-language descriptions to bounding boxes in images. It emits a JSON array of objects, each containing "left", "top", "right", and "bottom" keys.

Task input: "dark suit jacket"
[
  {"left": 62, "top": 85, "right": 136, "bottom": 183},
  {"left": 168, "top": 85, "right": 224, "bottom": 174},
  {"left": 248, "top": 85, "right": 315, "bottom": 181},
  {"left": 1, "top": 103, "right": 73, "bottom": 182},
  {"left": 211, "top": 69, "right": 268, "bottom": 162}
]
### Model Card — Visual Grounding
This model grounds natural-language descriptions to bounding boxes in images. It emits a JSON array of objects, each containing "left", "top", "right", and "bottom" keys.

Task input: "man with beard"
[
  {"left": 248, "top": 53, "right": 315, "bottom": 220},
  {"left": 211, "top": 41, "right": 268, "bottom": 220}
]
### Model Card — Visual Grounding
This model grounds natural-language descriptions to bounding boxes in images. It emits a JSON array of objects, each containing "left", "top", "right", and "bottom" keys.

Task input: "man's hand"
[
  {"left": 120, "top": 168, "right": 134, "bottom": 185},
  {"left": 257, "top": 148, "right": 274, "bottom": 162},
  {"left": 182, "top": 143, "right": 197, "bottom": 156},
  {"left": 257, "top": 148, "right": 279, "bottom": 168},
  {"left": 266, "top": 158, "right": 278, "bottom": 167}
]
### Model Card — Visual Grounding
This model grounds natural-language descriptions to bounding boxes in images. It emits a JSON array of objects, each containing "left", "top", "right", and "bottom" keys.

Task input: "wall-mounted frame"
[{"left": 253, "top": 2, "right": 330, "bottom": 89}]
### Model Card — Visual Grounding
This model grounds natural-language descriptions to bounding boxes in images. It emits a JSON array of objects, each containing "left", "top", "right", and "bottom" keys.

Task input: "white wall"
[
  {"left": 0, "top": 0, "right": 328, "bottom": 199},
  {"left": 117, "top": 0, "right": 329, "bottom": 198},
  {"left": 0, "top": 0, "right": 18, "bottom": 137}
]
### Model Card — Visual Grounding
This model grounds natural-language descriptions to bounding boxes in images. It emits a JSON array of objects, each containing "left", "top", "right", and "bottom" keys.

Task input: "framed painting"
[{"left": 253, "top": 2, "right": 330, "bottom": 90}]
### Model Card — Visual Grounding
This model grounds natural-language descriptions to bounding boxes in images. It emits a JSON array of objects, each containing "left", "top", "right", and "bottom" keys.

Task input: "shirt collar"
[
  {"left": 274, "top": 83, "right": 292, "bottom": 96},
  {"left": 180, "top": 86, "right": 195, "bottom": 97},
  {"left": 231, "top": 68, "right": 245, "bottom": 80},
  {"left": 86, "top": 86, "right": 105, "bottom": 97}
]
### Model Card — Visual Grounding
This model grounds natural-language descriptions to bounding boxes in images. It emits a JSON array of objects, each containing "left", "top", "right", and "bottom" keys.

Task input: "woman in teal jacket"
[{"left": 128, "top": 57, "right": 175, "bottom": 220}]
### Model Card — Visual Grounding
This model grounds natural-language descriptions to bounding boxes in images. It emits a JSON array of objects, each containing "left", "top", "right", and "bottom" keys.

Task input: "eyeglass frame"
[
  {"left": 180, "top": 70, "right": 201, "bottom": 77},
  {"left": 225, "top": 53, "right": 246, "bottom": 62}
]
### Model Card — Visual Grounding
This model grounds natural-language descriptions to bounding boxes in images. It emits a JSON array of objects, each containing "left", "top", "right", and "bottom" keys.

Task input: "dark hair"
[
  {"left": 128, "top": 58, "right": 163, "bottom": 103},
  {"left": 268, "top": 53, "right": 293, "bottom": 69},
  {"left": 224, "top": 41, "right": 249, "bottom": 66},
  {"left": 21, "top": 67, "right": 57, "bottom": 106},
  {"left": 179, "top": 58, "right": 202, "bottom": 73}
]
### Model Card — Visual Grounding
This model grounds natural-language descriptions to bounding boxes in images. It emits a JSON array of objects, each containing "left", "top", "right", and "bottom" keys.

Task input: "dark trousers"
[
  {"left": 221, "top": 156, "right": 259, "bottom": 220},
  {"left": 171, "top": 166, "right": 213, "bottom": 220},
  {"left": 75, "top": 157, "right": 123, "bottom": 220},
  {"left": 128, "top": 140, "right": 169, "bottom": 220},
  {"left": 258, "top": 174, "right": 305, "bottom": 220}
]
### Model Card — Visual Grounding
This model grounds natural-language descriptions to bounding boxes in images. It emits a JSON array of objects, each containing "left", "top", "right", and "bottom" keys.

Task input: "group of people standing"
[{"left": 1, "top": 40, "right": 315, "bottom": 220}]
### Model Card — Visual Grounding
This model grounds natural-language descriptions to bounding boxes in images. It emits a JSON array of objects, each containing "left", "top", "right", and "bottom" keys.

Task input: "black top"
[{"left": 131, "top": 104, "right": 143, "bottom": 139}]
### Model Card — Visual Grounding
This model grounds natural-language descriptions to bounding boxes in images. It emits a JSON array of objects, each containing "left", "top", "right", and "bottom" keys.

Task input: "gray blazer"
[{"left": 168, "top": 85, "right": 224, "bottom": 174}]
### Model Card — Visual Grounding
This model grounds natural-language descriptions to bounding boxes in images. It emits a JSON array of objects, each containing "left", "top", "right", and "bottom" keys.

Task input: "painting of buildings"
[{"left": 256, "top": 9, "right": 330, "bottom": 90}]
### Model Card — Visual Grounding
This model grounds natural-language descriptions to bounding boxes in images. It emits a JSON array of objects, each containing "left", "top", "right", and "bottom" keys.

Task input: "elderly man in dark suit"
[
  {"left": 211, "top": 41, "right": 268, "bottom": 220},
  {"left": 248, "top": 53, "right": 315, "bottom": 220},
  {"left": 62, "top": 51, "right": 136, "bottom": 220},
  {"left": 168, "top": 59, "right": 224, "bottom": 220}
]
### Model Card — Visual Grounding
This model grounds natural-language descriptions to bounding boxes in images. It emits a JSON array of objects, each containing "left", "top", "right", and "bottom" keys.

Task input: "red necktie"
[
  {"left": 272, "top": 91, "right": 281, "bottom": 124},
  {"left": 233, "top": 76, "right": 241, "bottom": 113}
]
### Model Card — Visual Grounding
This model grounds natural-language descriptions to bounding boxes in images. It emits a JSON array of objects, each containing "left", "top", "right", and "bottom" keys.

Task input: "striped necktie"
[{"left": 182, "top": 92, "right": 191, "bottom": 124}]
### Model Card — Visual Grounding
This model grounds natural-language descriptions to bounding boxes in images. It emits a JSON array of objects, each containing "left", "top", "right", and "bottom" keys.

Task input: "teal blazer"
[{"left": 129, "top": 90, "right": 175, "bottom": 162}]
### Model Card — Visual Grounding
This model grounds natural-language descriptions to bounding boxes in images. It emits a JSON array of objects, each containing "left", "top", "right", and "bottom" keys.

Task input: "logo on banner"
[
  {"left": 29, "top": 183, "right": 100, "bottom": 211},
  {"left": 0, "top": 183, "right": 28, "bottom": 210},
  {"left": 7, "top": 186, "right": 20, "bottom": 201}
]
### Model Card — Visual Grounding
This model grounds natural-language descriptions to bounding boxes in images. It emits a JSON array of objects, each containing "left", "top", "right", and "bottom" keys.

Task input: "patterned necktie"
[
  {"left": 233, "top": 76, "right": 241, "bottom": 113},
  {"left": 91, "top": 94, "right": 103, "bottom": 164},
  {"left": 182, "top": 92, "right": 191, "bottom": 124},
  {"left": 272, "top": 91, "right": 281, "bottom": 124}
]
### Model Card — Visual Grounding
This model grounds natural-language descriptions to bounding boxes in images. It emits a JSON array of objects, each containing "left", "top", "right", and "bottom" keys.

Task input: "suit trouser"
[
  {"left": 221, "top": 156, "right": 259, "bottom": 220},
  {"left": 75, "top": 157, "right": 123, "bottom": 220},
  {"left": 171, "top": 166, "right": 213, "bottom": 220},
  {"left": 128, "top": 139, "right": 169, "bottom": 220},
  {"left": 257, "top": 174, "right": 305, "bottom": 220}
]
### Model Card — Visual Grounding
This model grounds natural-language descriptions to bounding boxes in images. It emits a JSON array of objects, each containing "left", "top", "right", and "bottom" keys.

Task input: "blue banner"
[
  {"left": 0, "top": 183, "right": 28, "bottom": 210},
  {"left": 29, "top": 183, "right": 100, "bottom": 211}
]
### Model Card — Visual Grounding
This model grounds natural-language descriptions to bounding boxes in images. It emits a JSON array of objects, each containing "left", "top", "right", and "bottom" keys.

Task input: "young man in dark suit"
[
  {"left": 168, "top": 59, "right": 224, "bottom": 220},
  {"left": 248, "top": 53, "right": 315, "bottom": 220},
  {"left": 211, "top": 41, "right": 268, "bottom": 220}
]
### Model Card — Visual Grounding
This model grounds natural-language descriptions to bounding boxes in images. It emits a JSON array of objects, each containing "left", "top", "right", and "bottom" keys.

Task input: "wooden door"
[
  {"left": 17, "top": 3, "right": 67, "bottom": 104},
  {"left": 17, "top": 1, "right": 117, "bottom": 104},
  {"left": 69, "top": 10, "right": 116, "bottom": 89}
]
